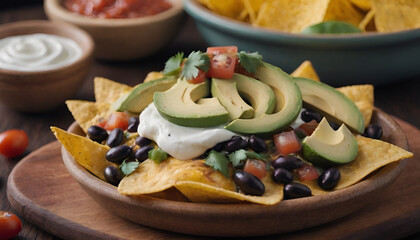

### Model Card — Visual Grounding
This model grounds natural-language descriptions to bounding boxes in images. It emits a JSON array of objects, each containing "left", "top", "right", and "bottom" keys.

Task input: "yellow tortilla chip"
[
  {"left": 291, "top": 60, "right": 321, "bottom": 82},
  {"left": 324, "top": 0, "right": 365, "bottom": 27},
  {"left": 198, "top": 0, "right": 245, "bottom": 20},
  {"left": 143, "top": 71, "right": 165, "bottom": 83},
  {"left": 51, "top": 127, "right": 115, "bottom": 181},
  {"left": 337, "top": 84, "right": 374, "bottom": 127},
  {"left": 94, "top": 77, "right": 132, "bottom": 103},
  {"left": 359, "top": 9, "right": 377, "bottom": 31},
  {"left": 66, "top": 100, "right": 113, "bottom": 133},
  {"left": 351, "top": 0, "right": 372, "bottom": 11},
  {"left": 242, "top": 0, "right": 264, "bottom": 23},
  {"left": 371, "top": 0, "right": 420, "bottom": 32},
  {"left": 303, "top": 135, "right": 413, "bottom": 195}
]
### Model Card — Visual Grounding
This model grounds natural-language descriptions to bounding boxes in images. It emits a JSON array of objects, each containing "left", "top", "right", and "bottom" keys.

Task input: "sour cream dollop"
[
  {"left": 138, "top": 103, "right": 237, "bottom": 160},
  {"left": 0, "top": 33, "right": 82, "bottom": 72}
]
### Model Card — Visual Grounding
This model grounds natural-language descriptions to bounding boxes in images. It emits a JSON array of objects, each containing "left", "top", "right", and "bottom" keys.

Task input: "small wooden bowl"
[
  {"left": 44, "top": 0, "right": 185, "bottom": 60},
  {"left": 61, "top": 109, "right": 408, "bottom": 237},
  {"left": 0, "top": 20, "right": 94, "bottom": 112}
]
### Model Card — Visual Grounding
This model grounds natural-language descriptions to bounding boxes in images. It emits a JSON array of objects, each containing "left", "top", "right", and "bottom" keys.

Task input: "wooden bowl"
[
  {"left": 44, "top": 0, "right": 185, "bottom": 60},
  {"left": 61, "top": 109, "right": 408, "bottom": 237},
  {"left": 0, "top": 20, "right": 94, "bottom": 112}
]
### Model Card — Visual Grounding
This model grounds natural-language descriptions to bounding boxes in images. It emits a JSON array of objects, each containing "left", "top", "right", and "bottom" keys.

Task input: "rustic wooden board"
[{"left": 7, "top": 119, "right": 420, "bottom": 240}]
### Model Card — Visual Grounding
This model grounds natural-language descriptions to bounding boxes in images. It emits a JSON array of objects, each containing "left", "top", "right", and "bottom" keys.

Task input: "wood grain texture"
[{"left": 6, "top": 118, "right": 420, "bottom": 240}]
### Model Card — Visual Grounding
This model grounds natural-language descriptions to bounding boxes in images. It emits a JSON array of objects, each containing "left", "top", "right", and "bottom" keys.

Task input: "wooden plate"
[{"left": 61, "top": 109, "right": 408, "bottom": 237}]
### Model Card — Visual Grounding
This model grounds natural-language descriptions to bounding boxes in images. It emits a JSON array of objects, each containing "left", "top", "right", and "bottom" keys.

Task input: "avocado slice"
[
  {"left": 211, "top": 75, "right": 254, "bottom": 120},
  {"left": 225, "top": 63, "right": 302, "bottom": 135},
  {"left": 235, "top": 73, "right": 276, "bottom": 118},
  {"left": 112, "top": 77, "right": 176, "bottom": 113},
  {"left": 154, "top": 79, "right": 229, "bottom": 127},
  {"left": 293, "top": 77, "right": 364, "bottom": 134},
  {"left": 302, "top": 118, "right": 358, "bottom": 167}
]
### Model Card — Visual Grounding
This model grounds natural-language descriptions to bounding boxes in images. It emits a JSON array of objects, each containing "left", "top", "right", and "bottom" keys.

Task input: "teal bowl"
[{"left": 184, "top": 0, "right": 420, "bottom": 86}]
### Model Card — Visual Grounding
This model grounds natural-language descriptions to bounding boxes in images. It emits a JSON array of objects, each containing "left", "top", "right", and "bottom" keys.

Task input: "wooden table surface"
[{"left": 1, "top": 3, "right": 420, "bottom": 240}]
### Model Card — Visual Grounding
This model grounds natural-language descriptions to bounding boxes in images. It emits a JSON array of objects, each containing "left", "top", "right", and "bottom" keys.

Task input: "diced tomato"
[
  {"left": 186, "top": 69, "right": 206, "bottom": 84},
  {"left": 206, "top": 46, "right": 238, "bottom": 79},
  {"left": 103, "top": 112, "right": 129, "bottom": 131},
  {"left": 97, "top": 120, "right": 107, "bottom": 128},
  {"left": 244, "top": 159, "right": 267, "bottom": 179},
  {"left": 274, "top": 130, "right": 301, "bottom": 156},
  {"left": 297, "top": 120, "right": 319, "bottom": 136},
  {"left": 296, "top": 163, "right": 319, "bottom": 181}
]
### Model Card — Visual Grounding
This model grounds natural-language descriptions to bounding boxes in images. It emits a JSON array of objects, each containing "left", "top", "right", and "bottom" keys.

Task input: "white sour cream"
[
  {"left": 0, "top": 33, "right": 82, "bottom": 72},
  {"left": 138, "top": 103, "right": 237, "bottom": 160}
]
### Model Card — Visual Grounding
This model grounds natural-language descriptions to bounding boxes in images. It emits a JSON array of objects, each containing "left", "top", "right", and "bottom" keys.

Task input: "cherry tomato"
[
  {"left": 186, "top": 69, "right": 207, "bottom": 84},
  {"left": 243, "top": 159, "right": 267, "bottom": 179},
  {"left": 273, "top": 130, "right": 301, "bottom": 156},
  {"left": 206, "top": 46, "right": 238, "bottom": 79},
  {"left": 296, "top": 163, "right": 319, "bottom": 181},
  {"left": 297, "top": 120, "right": 319, "bottom": 136},
  {"left": 0, "top": 211, "right": 22, "bottom": 240},
  {"left": 0, "top": 130, "right": 29, "bottom": 158},
  {"left": 103, "top": 112, "right": 129, "bottom": 131}
]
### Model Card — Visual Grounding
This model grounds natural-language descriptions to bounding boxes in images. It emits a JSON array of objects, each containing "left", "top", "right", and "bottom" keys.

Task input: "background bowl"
[
  {"left": 44, "top": 0, "right": 185, "bottom": 61},
  {"left": 184, "top": 0, "right": 420, "bottom": 86},
  {"left": 62, "top": 109, "right": 408, "bottom": 237},
  {"left": 0, "top": 20, "right": 94, "bottom": 112}
]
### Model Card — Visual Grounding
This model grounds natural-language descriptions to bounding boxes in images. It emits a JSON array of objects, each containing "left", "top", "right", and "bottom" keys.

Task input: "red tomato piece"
[
  {"left": 0, "top": 211, "right": 22, "bottom": 240},
  {"left": 186, "top": 69, "right": 207, "bottom": 84},
  {"left": 273, "top": 130, "right": 301, "bottom": 156},
  {"left": 206, "top": 46, "right": 238, "bottom": 79},
  {"left": 103, "top": 112, "right": 129, "bottom": 131},
  {"left": 0, "top": 129, "right": 29, "bottom": 158},
  {"left": 296, "top": 163, "right": 319, "bottom": 181},
  {"left": 297, "top": 120, "right": 319, "bottom": 136},
  {"left": 244, "top": 159, "right": 267, "bottom": 179}
]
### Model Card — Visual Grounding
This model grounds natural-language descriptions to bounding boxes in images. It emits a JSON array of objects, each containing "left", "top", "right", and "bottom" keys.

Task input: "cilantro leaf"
[
  {"left": 237, "top": 51, "right": 263, "bottom": 73},
  {"left": 228, "top": 149, "right": 248, "bottom": 167},
  {"left": 148, "top": 147, "right": 168, "bottom": 163},
  {"left": 181, "top": 51, "right": 210, "bottom": 80},
  {"left": 120, "top": 159, "right": 140, "bottom": 176},
  {"left": 163, "top": 52, "right": 184, "bottom": 76},
  {"left": 205, "top": 150, "right": 229, "bottom": 178}
]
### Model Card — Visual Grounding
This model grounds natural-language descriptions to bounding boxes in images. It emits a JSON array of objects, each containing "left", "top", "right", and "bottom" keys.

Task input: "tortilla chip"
[
  {"left": 359, "top": 9, "right": 377, "bottom": 31},
  {"left": 337, "top": 84, "right": 374, "bottom": 127},
  {"left": 303, "top": 135, "right": 413, "bottom": 195},
  {"left": 51, "top": 127, "right": 115, "bottom": 181},
  {"left": 243, "top": 0, "right": 264, "bottom": 23},
  {"left": 324, "top": 0, "right": 365, "bottom": 27},
  {"left": 291, "top": 60, "right": 321, "bottom": 82},
  {"left": 94, "top": 77, "right": 132, "bottom": 103},
  {"left": 66, "top": 100, "right": 114, "bottom": 133},
  {"left": 198, "top": 0, "right": 245, "bottom": 20},
  {"left": 143, "top": 71, "right": 165, "bottom": 83},
  {"left": 371, "top": 0, "right": 420, "bottom": 32},
  {"left": 351, "top": 0, "right": 372, "bottom": 11}
]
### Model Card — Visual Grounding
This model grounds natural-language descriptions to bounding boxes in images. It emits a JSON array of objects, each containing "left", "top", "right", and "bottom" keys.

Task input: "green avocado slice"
[
  {"left": 225, "top": 63, "right": 302, "bottom": 135},
  {"left": 112, "top": 77, "right": 176, "bottom": 113},
  {"left": 153, "top": 79, "right": 229, "bottom": 127},
  {"left": 302, "top": 118, "right": 358, "bottom": 167},
  {"left": 293, "top": 77, "right": 365, "bottom": 134}
]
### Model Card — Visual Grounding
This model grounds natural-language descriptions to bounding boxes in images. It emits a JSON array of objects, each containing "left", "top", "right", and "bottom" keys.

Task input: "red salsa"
[{"left": 64, "top": 0, "right": 172, "bottom": 19}]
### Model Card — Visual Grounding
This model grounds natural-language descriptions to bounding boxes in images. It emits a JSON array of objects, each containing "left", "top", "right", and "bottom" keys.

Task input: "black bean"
[
  {"left": 328, "top": 121, "right": 340, "bottom": 131},
  {"left": 233, "top": 170, "right": 265, "bottom": 196},
  {"left": 103, "top": 166, "right": 123, "bottom": 186},
  {"left": 212, "top": 141, "right": 226, "bottom": 152},
  {"left": 224, "top": 136, "right": 247, "bottom": 152},
  {"left": 87, "top": 125, "right": 108, "bottom": 142},
  {"left": 107, "top": 128, "right": 124, "bottom": 147},
  {"left": 364, "top": 124, "right": 383, "bottom": 139},
  {"left": 248, "top": 135, "right": 267, "bottom": 153},
  {"left": 134, "top": 145, "right": 154, "bottom": 162},
  {"left": 135, "top": 136, "right": 152, "bottom": 146},
  {"left": 106, "top": 145, "right": 133, "bottom": 164},
  {"left": 127, "top": 117, "right": 140, "bottom": 133},
  {"left": 301, "top": 109, "right": 322, "bottom": 123},
  {"left": 283, "top": 182, "right": 312, "bottom": 199},
  {"left": 318, "top": 167, "right": 341, "bottom": 190},
  {"left": 272, "top": 155, "right": 303, "bottom": 170},
  {"left": 273, "top": 168, "right": 293, "bottom": 184}
]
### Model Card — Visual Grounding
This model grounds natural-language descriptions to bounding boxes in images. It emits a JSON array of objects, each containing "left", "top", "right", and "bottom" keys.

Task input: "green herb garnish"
[
  {"left": 205, "top": 150, "right": 229, "bottom": 178},
  {"left": 302, "top": 21, "right": 362, "bottom": 34},
  {"left": 163, "top": 52, "right": 184, "bottom": 76},
  {"left": 148, "top": 147, "right": 168, "bottom": 163},
  {"left": 236, "top": 51, "right": 263, "bottom": 73},
  {"left": 228, "top": 149, "right": 271, "bottom": 170},
  {"left": 180, "top": 51, "right": 210, "bottom": 80},
  {"left": 120, "top": 159, "right": 140, "bottom": 175}
]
